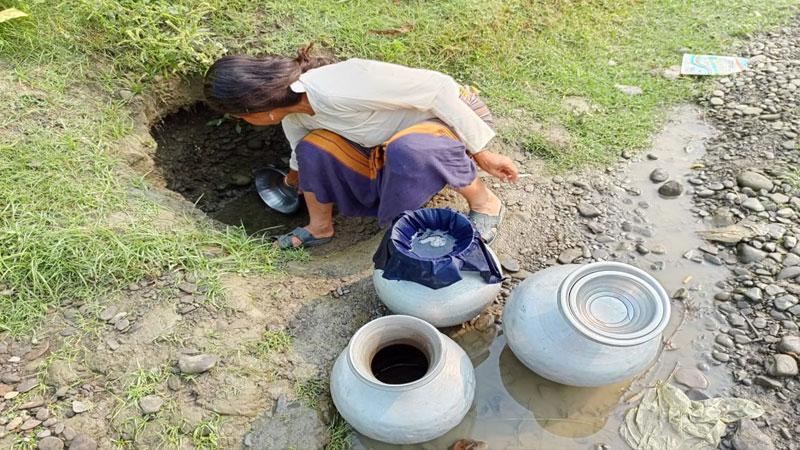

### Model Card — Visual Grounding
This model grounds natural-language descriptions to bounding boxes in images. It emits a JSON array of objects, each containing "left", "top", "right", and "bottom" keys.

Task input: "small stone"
[
  {"left": 68, "top": 434, "right": 97, "bottom": 450},
  {"left": 737, "top": 244, "right": 766, "bottom": 264},
  {"left": 674, "top": 368, "right": 709, "bottom": 389},
  {"left": 774, "top": 295, "right": 798, "bottom": 311},
  {"left": 19, "top": 399, "right": 44, "bottom": 409},
  {"left": 741, "top": 287, "right": 762, "bottom": 302},
  {"left": 765, "top": 354, "right": 798, "bottom": 377},
  {"left": 38, "top": 437, "right": 64, "bottom": 450},
  {"left": 712, "top": 350, "right": 730, "bottom": 362},
  {"left": 736, "top": 172, "right": 773, "bottom": 191},
  {"left": 709, "top": 97, "right": 724, "bottom": 106},
  {"left": 777, "top": 267, "right": 800, "bottom": 280},
  {"left": 781, "top": 141, "right": 796, "bottom": 150},
  {"left": 472, "top": 312, "right": 495, "bottom": 332},
  {"left": 777, "top": 335, "right": 800, "bottom": 354},
  {"left": 178, "top": 354, "right": 217, "bottom": 374},
  {"left": 36, "top": 408, "right": 50, "bottom": 422},
  {"left": 499, "top": 257, "right": 519, "bottom": 273},
  {"left": 1, "top": 373, "right": 21, "bottom": 384},
  {"left": 733, "top": 419, "right": 776, "bottom": 450},
  {"left": 177, "top": 282, "right": 197, "bottom": 294},
  {"left": 99, "top": 306, "right": 117, "bottom": 322},
  {"left": 649, "top": 168, "right": 669, "bottom": 183},
  {"left": 37, "top": 429, "right": 52, "bottom": 439},
  {"left": 71, "top": 400, "right": 90, "bottom": 414},
  {"left": 61, "top": 426, "right": 76, "bottom": 441},
  {"left": 587, "top": 221, "right": 606, "bottom": 234},
  {"left": 741, "top": 198, "right": 764, "bottom": 212},
  {"left": 5, "top": 390, "right": 19, "bottom": 399},
  {"left": 658, "top": 181, "right": 683, "bottom": 197},
  {"left": 20, "top": 418, "right": 42, "bottom": 431},
  {"left": 557, "top": 248, "right": 583, "bottom": 264},
  {"left": 139, "top": 395, "right": 164, "bottom": 414},
  {"left": 114, "top": 318, "right": 130, "bottom": 331},
  {"left": 715, "top": 334, "right": 735, "bottom": 348},
  {"left": 577, "top": 202, "right": 601, "bottom": 218},
  {"left": 6, "top": 416, "right": 23, "bottom": 430}
]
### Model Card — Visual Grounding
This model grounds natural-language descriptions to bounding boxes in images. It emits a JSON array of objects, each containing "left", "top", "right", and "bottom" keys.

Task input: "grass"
[
  {"left": 0, "top": 1, "right": 797, "bottom": 336},
  {"left": 192, "top": 414, "right": 223, "bottom": 450},
  {"left": 326, "top": 413, "right": 353, "bottom": 450},
  {"left": 293, "top": 378, "right": 327, "bottom": 409},
  {"left": 252, "top": 330, "right": 292, "bottom": 358}
]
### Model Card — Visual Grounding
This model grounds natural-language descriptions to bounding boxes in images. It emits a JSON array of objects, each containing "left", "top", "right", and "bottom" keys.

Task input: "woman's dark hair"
[{"left": 204, "top": 44, "right": 334, "bottom": 114}]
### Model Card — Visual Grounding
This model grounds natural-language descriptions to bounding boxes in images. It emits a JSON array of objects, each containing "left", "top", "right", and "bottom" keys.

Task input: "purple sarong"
[{"left": 296, "top": 93, "right": 494, "bottom": 226}]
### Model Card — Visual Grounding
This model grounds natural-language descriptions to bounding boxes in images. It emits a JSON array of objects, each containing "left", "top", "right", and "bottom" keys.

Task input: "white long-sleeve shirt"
[{"left": 282, "top": 58, "right": 496, "bottom": 170}]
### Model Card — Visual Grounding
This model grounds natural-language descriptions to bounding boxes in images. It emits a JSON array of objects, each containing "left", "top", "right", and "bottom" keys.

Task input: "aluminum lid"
[{"left": 559, "top": 262, "right": 670, "bottom": 347}]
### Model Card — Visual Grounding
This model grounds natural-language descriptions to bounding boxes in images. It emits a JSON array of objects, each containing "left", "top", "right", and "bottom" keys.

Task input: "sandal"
[
  {"left": 275, "top": 227, "right": 333, "bottom": 249},
  {"left": 468, "top": 204, "right": 505, "bottom": 244}
]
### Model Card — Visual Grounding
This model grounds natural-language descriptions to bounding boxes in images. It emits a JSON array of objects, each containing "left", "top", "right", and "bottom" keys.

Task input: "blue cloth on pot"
[{"left": 373, "top": 208, "right": 503, "bottom": 289}]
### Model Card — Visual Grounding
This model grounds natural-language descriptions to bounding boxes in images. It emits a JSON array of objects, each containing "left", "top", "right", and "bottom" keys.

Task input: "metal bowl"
[{"left": 253, "top": 167, "right": 300, "bottom": 215}]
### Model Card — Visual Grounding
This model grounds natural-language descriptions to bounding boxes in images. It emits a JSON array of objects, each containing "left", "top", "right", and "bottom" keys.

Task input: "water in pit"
[
  {"left": 371, "top": 344, "right": 430, "bottom": 384},
  {"left": 350, "top": 105, "right": 733, "bottom": 449},
  {"left": 151, "top": 103, "right": 308, "bottom": 235}
]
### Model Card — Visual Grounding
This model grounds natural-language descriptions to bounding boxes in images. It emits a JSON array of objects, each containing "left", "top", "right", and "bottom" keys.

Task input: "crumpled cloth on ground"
[{"left": 620, "top": 383, "right": 764, "bottom": 450}]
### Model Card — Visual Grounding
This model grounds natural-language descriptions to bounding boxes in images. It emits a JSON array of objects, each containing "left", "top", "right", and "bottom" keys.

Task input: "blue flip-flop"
[
  {"left": 275, "top": 227, "right": 333, "bottom": 249},
  {"left": 468, "top": 204, "right": 506, "bottom": 244}
]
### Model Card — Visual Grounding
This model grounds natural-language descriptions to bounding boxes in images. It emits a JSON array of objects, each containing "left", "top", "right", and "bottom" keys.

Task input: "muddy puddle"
[{"left": 349, "top": 105, "right": 733, "bottom": 449}]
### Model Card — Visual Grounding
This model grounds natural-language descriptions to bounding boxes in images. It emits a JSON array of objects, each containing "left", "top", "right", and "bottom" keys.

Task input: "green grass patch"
[
  {"left": 326, "top": 413, "right": 353, "bottom": 450},
  {"left": 293, "top": 378, "right": 327, "bottom": 409},
  {"left": 192, "top": 414, "right": 223, "bottom": 450},
  {"left": 0, "top": 0, "right": 796, "bottom": 335},
  {"left": 252, "top": 330, "right": 292, "bottom": 358}
]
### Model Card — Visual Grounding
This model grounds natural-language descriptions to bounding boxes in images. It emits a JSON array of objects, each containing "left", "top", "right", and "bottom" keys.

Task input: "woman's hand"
[
  {"left": 284, "top": 169, "right": 299, "bottom": 188},
  {"left": 473, "top": 151, "right": 518, "bottom": 182}
]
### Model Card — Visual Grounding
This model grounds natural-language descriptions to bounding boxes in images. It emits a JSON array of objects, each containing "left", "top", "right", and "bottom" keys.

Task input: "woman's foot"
[
  {"left": 275, "top": 224, "right": 335, "bottom": 249},
  {"left": 467, "top": 190, "right": 502, "bottom": 216}
]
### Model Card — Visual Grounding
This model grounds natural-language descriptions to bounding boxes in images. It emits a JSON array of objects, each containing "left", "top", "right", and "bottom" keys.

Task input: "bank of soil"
[{"left": 1, "top": 18, "right": 799, "bottom": 450}]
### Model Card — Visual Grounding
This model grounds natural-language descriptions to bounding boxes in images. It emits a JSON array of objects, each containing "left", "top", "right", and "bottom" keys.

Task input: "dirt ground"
[{"left": 1, "top": 17, "right": 799, "bottom": 450}]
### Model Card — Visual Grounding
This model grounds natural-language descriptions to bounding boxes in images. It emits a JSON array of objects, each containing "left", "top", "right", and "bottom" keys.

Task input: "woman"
[{"left": 204, "top": 45, "right": 518, "bottom": 249}]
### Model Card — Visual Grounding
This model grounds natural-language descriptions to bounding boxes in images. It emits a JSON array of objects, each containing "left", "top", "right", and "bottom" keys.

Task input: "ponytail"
[{"left": 204, "top": 44, "right": 335, "bottom": 114}]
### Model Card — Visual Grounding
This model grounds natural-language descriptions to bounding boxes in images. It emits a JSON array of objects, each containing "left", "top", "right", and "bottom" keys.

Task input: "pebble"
[
  {"left": 72, "top": 400, "right": 90, "bottom": 414},
  {"left": 577, "top": 202, "right": 601, "bottom": 218},
  {"left": 177, "top": 282, "right": 197, "bottom": 294},
  {"left": 178, "top": 354, "right": 218, "bottom": 374},
  {"left": 658, "top": 180, "right": 683, "bottom": 197},
  {"left": 557, "top": 248, "right": 583, "bottom": 264},
  {"left": 499, "top": 257, "right": 520, "bottom": 273},
  {"left": 99, "top": 306, "right": 117, "bottom": 322},
  {"left": 6, "top": 416, "right": 23, "bottom": 430},
  {"left": 674, "top": 368, "right": 709, "bottom": 389},
  {"left": 737, "top": 244, "right": 767, "bottom": 264},
  {"left": 20, "top": 418, "right": 42, "bottom": 431},
  {"left": 615, "top": 84, "right": 643, "bottom": 96},
  {"left": 712, "top": 350, "right": 730, "bottom": 362},
  {"left": 17, "top": 378, "right": 39, "bottom": 393},
  {"left": 139, "top": 395, "right": 164, "bottom": 414},
  {"left": 649, "top": 168, "right": 669, "bottom": 183},
  {"left": 741, "top": 198, "right": 765, "bottom": 212},
  {"left": 114, "top": 318, "right": 130, "bottom": 331},
  {"left": 766, "top": 354, "right": 799, "bottom": 377},
  {"left": 736, "top": 171, "right": 773, "bottom": 191},
  {"left": 753, "top": 375, "right": 782, "bottom": 390},
  {"left": 715, "top": 334, "right": 735, "bottom": 348},
  {"left": 777, "top": 335, "right": 800, "bottom": 354},
  {"left": 38, "top": 436, "right": 64, "bottom": 450},
  {"left": 777, "top": 266, "right": 800, "bottom": 280}
]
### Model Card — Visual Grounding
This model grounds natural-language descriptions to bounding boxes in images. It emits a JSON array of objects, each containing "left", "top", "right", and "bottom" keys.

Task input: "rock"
[
  {"left": 737, "top": 244, "right": 767, "bottom": 264},
  {"left": 499, "top": 257, "right": 520, "bottom": 273},
  {"left": 777, "top": 266, "right": 800, "bottom": 280},
  {"left": 674, "top": 368, "right": 709, "bottom": 389},
  {"left": 557, "top": 248, "right": 583, "bottom": 264},
  {"left": 71, "top": 400, "right": 90, "bottom": 414},
  {"left": 649, "top": 168, "right": 669, "bottom": 183},
  {"left": 244, "top": 402, "right": 327, "bottom": 449},
  {"left": 45, "top": 360, "right": 80, "bottom": 387},
  {"left": 577, "top": 202, "right": 601, "bottom": 218},
  {"left": 658, "top": 181, "right": 683, "bottom": 197},
  {"left": 35, "top": 408, "right": 50, "bottom": 421},
  {"left": 774, "top": 295, "right": 798, "bottom": 311},
  {"left": 20, "top": 418, "right": 42, "bottom": 431},
  {"left": 736, "top": 172, "right": 773, "bottom": 191},
  {"left": 177, "top": 282, "right": 197, "bottom": 294},
  {"left": 38, "top": 437, "right": 64, "bottom": 450},
  {"left": 615, "top": 84, "right": 643, "bottom": 96},
  {"left": 715, "top": 334, "right": 735, "bottom": 348},
  {"left": 587, "top": 221, "right": 606, "bottom": 234},
  {"left": 741, "top": 198, "right": 764, "bottom": 212},
  {"left": 139, "top": 395, "right": 164, "bottom": 414},
  {"left": 712, "top": 350, "right": 730, "bottom": 362},
  {"left": 178, "top": 354, "right": 217, "bottom": 374},
  {"left": 741, "top": 287, "right": 762, "bottom": 302},
  {"left": 6, "top": 416, "right": 23, "bottom": 430},
  {"left": 732, "top": 419, "right": 775, "bottom": 450},
  {"left": 1, "top": 373, "right": 21, "bottom": 384},
  {"left": 472, "top": 312, "right": 495, "bottom": 332},
  {"left": 753, "top": 375, "right": 782, "bottom": 389},
  {"left": 777, "top": 335, "right": 800, "bottom": 354},
  {"left": 68, "top": 434, "right": 97, "bottom": 450},
  {"left": 765, "top": 354, "right": 798, "bottom": 377},
  {"left": 99, "top": 306, "right": 117, "bottom": 322}
]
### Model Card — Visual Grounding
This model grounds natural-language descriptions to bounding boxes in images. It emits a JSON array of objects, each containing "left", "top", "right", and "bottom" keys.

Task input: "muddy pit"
[
  {"left": 151, "top": 102, "right": 309, "bottom": 235},
  {"left": 151, "top": 102, "right": 382, "bottom": 248}
]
